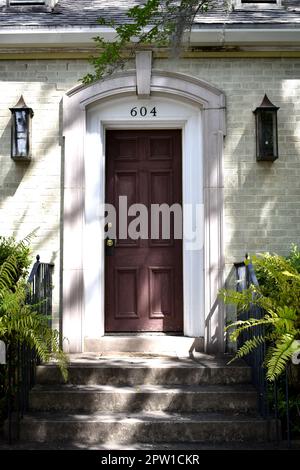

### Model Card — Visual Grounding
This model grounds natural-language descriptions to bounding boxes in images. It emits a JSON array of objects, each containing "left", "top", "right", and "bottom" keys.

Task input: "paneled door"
[{"left": 105, "top": 130, "right": 183, "bottom": 332}]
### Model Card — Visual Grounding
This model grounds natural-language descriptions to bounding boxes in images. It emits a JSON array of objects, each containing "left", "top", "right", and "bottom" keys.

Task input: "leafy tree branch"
[{"left": 82, "top": 0, "right": 221, "bottom": 84}]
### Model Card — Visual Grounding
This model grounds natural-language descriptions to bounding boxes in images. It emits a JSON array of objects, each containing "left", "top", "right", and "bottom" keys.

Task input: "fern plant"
[
  {"left": 0, "top": 282, "right": 68, "bottom": 381},
  {"left": 0, "top": 236, "right": 68, "bottom": 380},
  {"left": 0, "top": 235, "right": 31, "bottom": 282},
  {"left": 220, "top": 251, "right": 300, "bottom": 381}
]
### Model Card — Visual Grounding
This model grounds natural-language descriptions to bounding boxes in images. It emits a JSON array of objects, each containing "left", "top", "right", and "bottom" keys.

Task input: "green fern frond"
[
  {"left": 228, "top": 335, "right": 267, "bottom": 363},
  {"left": 0, "top": 254, "right": 18, "bottom": 293},
  {"left": 266, "top": 334, "right": 300, "bottom": 381},
  {"left": 227, "top": 306, "right": 298, "bottom": 335},
  {"left": 281, "top": 270, "right": 300, "bottom": 281},
  {"left": 219, "top": 287, "right": 255, "bottom": 312},
  {"left": 227, "top": 318, "right": 274, "bottom": 342}
]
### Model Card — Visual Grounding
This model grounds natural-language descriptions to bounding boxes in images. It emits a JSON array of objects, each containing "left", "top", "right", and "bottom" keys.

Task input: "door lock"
[{"left": 105, "top": 237, "right": 115, "bottom": 256}]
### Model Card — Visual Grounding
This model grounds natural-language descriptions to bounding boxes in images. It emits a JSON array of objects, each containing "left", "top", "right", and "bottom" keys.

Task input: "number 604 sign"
[{"left": 130, "top": 106, "right": 157, "bottom": 117}]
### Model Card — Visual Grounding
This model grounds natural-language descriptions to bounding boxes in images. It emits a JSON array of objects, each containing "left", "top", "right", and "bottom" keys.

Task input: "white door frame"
[
  {"left": 84, "top": 96, "right": 203, "bottom": 345},
  {"left": 62, "top": 70, "right": 226, "bottom": 353}
]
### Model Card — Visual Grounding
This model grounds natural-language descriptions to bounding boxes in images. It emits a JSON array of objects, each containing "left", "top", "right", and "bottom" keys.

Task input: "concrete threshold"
[{"left": 84, "top": 335, "right": 204, "bottom": 357}]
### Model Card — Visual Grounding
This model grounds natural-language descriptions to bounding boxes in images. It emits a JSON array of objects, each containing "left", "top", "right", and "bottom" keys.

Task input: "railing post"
[
  {"left": 285, "top": 366, "right": 291, "bottom": 449},
  {"left": 234, "top": 257, "right": 269, "bottom": 419},
  {"left": 7, "top": 342, "right": 12, "bottom": 445}
]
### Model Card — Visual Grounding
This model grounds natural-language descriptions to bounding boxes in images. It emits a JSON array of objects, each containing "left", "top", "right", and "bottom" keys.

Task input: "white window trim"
[
  {"left": 235, "top": 0, "right": 282, "bottom": 8},
  {"left": 6, "top": 0, "right": 58, "bottom": 7}
]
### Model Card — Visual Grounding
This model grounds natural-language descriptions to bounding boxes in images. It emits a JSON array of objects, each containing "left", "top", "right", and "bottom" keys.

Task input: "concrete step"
[
  {"left": 29, "top": 384, "right": 258, "bottom": 413},
  {"left": 0, "top": 439, "right": 289, "bottom": 450},
  {"left": 36, "top": 355, "right": 251, "bottom": 386},
  {"left": 84, "top": 335, "right": 204, "bottom": 356},
  {"left": 20, "top": 412, "right": 278, "bottom": 444}
]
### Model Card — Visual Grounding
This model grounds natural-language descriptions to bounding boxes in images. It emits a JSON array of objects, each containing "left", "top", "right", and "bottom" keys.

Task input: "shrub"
[
  {"left": 0, "top": 236, "right": 31, "bottom": 284},
  {"left": 0, "top": 235, "right": 67, "bottom": 427},
  {"left": 220, "top": 248, "right": 300, "bottom": 381}
]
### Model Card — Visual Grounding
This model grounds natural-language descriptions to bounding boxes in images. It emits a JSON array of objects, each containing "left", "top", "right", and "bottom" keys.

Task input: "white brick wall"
[
  {"left": 157, "top": 57, "right": 300, "bottom": 261},
  {"left": 0, "top": 58, "right": 300, "bottom": 331}
]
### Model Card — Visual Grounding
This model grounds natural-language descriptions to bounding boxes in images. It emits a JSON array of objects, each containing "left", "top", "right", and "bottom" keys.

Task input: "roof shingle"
[{"left": 0, "top": 0, "right": 300, "bottom": 29}]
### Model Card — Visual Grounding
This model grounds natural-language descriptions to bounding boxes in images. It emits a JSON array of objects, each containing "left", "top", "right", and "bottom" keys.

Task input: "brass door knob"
[{"left": 106, "top": 239, "right": 114, "bottom": 247}]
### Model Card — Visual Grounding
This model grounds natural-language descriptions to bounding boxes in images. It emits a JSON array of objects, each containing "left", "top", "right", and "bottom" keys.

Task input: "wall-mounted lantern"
[
  {"left": 253, "top": 94, "right": 279, "bottom": 162},
  {"left": 9, "top": 95, "right": 34, "bottom": 161}
]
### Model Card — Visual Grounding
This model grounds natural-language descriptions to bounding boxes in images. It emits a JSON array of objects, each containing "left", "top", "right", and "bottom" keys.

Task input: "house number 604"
[{"left": 130, "top": 106, "right": 157, "bottom": 117}]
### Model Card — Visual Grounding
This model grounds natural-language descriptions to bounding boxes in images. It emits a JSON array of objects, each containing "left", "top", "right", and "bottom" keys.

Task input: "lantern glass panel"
[
  {"left": 257, "top": 110, "right": 278, "bottom": 160},
  {"left": 11, "top": 110, "right": 31, "bottom": 158},
  {"left": 15, "top": 110, "right": 28, "bottom": 156}
]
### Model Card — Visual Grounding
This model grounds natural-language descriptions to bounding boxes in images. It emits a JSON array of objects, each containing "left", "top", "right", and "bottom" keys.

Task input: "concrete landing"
[
  {"left": 84, "top": 335, "right": 204, "bottom": 356},
  {"left": 61, "top": 351, "right": 242, "bottom": 366}
]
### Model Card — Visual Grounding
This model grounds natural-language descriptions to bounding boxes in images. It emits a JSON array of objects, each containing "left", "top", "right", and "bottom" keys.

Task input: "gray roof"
[{"left": 0, "top": 0, "right": 300, "bottom": 29}]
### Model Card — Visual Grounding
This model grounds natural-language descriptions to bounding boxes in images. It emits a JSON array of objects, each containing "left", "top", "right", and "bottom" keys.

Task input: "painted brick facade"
[
  {"left": 158, "top": 58, "right": 300, "bottom": 261},
  {"left": 0, "top": 57, "right": 300, "bottom": 330}
]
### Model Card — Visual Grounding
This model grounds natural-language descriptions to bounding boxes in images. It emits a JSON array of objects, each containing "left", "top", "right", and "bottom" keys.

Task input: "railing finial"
[{"left": 36, "top": 254, "right": 40, "bottom": 262}]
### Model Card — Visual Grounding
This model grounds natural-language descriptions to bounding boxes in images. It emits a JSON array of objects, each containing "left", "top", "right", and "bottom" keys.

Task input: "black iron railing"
[
  {"left": 234, "top": 258, "right": 292, "bottom": 447},
  {"left": 5, "top": 255, "right": 54, "bottom": 443},
  {"left": 234, "top": 259, "right": 268, "bottom": 418},
  {"left": 28, "top": 255, "right": 53, "bottom": 326}
]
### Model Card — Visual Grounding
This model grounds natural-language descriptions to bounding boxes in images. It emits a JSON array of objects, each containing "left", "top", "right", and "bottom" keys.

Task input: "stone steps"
[
  {"left": 36, "top": 360, "right": 252, "bottom": 386},
  {"left": 1, "top": 440, "right": 287, "bottom": 450},
  {"left": 17, "top": 354, "right": 279, "bottom": 446},
  {"left": 29, "top": 384, "right": 258, "bottom": 413},
  {"left": 20, "top": 411, "right": 277, "bottom": 445}
]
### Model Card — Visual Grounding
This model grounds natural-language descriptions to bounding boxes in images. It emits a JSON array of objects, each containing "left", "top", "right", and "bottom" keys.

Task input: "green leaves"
[
  {"left": 219, "top": 285, "right": 255, "bottom": 313},
  {"left": 0, "top": 255, "right": 18, "bottom": 294},
  {"left": 220, "top": 249, "right": 300, "bottom": 381},
  {"left": 0, "top": 231, "right": 37, "bottom": 286},
  {"left": 266, "top": 335, "right": 300, "bottom": 381},
  {"left": 287, "top": 243, "right": 300, "bottom": 273},
  {"left": 0, "top": 279, "right": 68, "bottom": 381},
  {"left": 227, "top": 335, "right": 267, "bottom": 363},
  {"left": 82, "top": 0, "right": 213, "bottom": 84},
  {"left": 0, "top": 235, "right": 68, "bottom": 381}
]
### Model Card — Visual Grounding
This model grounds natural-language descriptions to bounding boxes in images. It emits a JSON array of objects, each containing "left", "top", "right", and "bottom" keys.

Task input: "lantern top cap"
[
  {"left": 9, "top": 95, "right": 34, "bottom": 116},
  {"left": 254, "top": 94, "right": 280, "bottom": 114}
]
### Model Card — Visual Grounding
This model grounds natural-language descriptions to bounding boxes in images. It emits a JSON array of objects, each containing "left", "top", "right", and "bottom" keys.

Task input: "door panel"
[
  {"left": 115, "top": 268, "right": 138, "bottom": 319},
  {"left": 105, "top": 129, "right": 183, "bottom": 332},
  {"left": 149, "top": 267, "right": 174, "bottom": 319}
]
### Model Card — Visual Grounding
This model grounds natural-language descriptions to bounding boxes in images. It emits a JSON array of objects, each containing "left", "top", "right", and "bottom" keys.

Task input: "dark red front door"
[{"left": 105, "top": 129, "right": 183, "bottom": 332}]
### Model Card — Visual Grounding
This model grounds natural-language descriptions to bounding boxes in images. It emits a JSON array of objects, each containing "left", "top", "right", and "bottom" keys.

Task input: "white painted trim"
[
  {"left": 190, "top": 28, "right": 300, "bottom": 45},
  {"left": 1, "top": 27, "right": 300, "bottom": 47},
  {"left": 135, "top": 51, "right": 152, "bottom": 98},
  {"left": 63, "top": 70, "right": 226, "bottom": 354},
  {"left": 85, "top": 96, "right": 204, "bottom": 342}
]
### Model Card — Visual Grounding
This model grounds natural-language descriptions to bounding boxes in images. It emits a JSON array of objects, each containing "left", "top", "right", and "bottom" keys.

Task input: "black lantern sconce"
[
  {"left": 10, "top": 95, "right": 34, "bottom": 161},
  {"left": 253, "top": 94, "right": 279, "bottom": 162}
]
